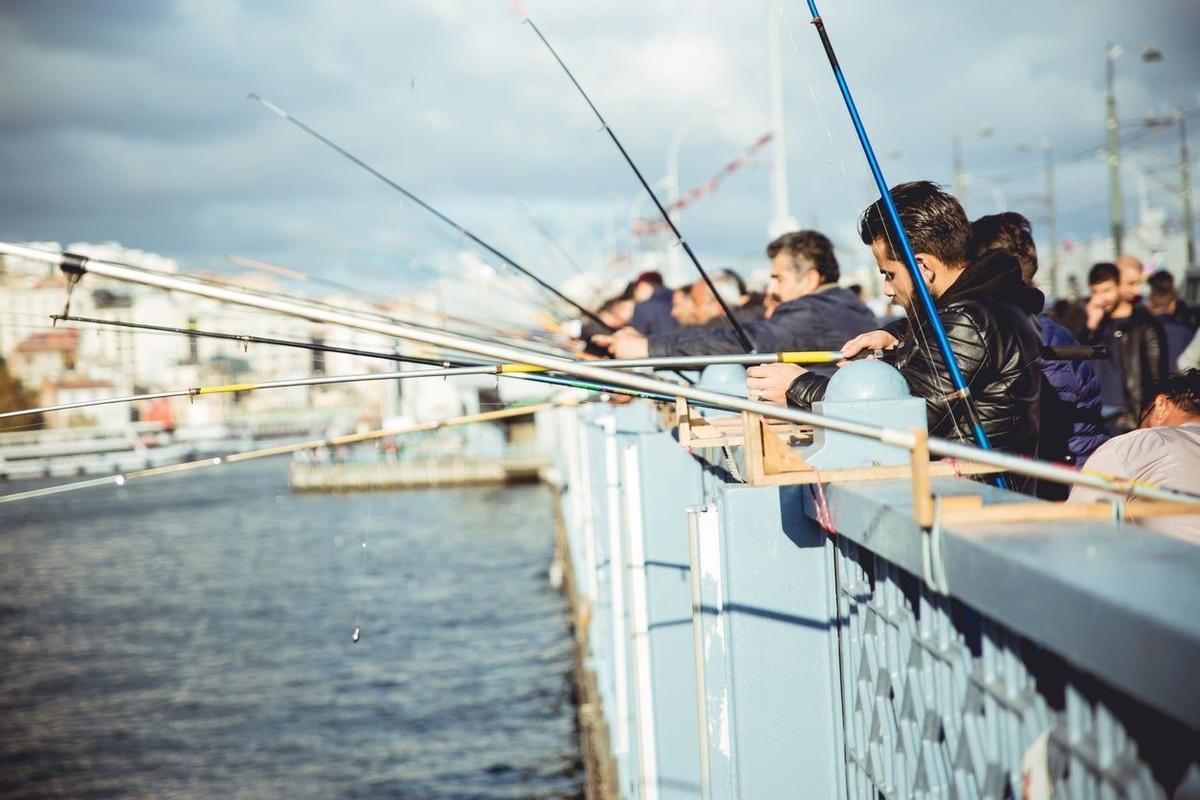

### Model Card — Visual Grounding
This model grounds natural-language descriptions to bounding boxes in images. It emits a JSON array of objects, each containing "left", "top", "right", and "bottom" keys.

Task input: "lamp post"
[
  {"left": 1182, "top": 111, "right": 1196, "bottom": 268},
  {"left": 1106, "top": 42, "right": 1164, "bottom": 258},
  {"left": 664, "top": 100, "right": 728, "bottom": 283},
  {"left": 1019, "top": 138, "right": 1058, "bottom": 296},
  {"left": 1139, "top": 109, "right": 1197, "bottom": 268},
  {"left": 952, "top": 123, "right": 994, "bottom": 214},
  {"left": 766, "top": 2, "right": 798, "bottom": 238}
]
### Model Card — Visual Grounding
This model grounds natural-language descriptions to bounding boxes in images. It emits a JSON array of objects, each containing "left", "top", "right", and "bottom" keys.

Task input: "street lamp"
[
  {"left": 1144, "top": 109, "right": 1197, "bottom": 268},
  {"left": 952, "top": 122, "right": 994, "bottom": 213},
  {"left": 1105, "top": 42, "right": 1164, "bottom": 257},
  {"left": 664, "top": 100, "right": 729, "bottom": 282},
  {"left": 1018, "top": 138, "right": 1058, "bottom": 296}
]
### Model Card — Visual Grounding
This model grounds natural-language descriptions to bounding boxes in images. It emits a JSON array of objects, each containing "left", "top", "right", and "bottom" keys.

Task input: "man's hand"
[
  {"left": 1085, "top": 294, "right": 1108, "bottom": 331},
  {"left": 840, "top": 329, "right": 899, "bottom": 360},
  {"left": 591, "top": 327, "right": 649, "bottom": 359},
  {"left": 746, "top": 363, "right": 806, "bottom": 405}
]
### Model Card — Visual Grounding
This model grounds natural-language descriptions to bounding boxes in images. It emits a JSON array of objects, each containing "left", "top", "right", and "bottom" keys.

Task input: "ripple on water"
[{"left": 0, "top": 462, "right": 583, "bottom": 799}]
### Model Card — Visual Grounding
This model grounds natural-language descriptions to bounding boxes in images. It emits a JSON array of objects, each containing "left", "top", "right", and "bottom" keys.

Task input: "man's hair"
[
  {"left": 765, "top": 230, "right": 840, "bottom": 284},
  {"left": 971, "top": 212, "right": 1038, "bottom": 282},
  {"left": 710, "top": 272, "right": 744, "bottom": 305},
  {"left": 1147, "top": 269, "right": 1177, "bottom": 309},
  {"left": 1088, "top": 262, "right": 1119, "bottom": 286},
  {"left": 719, "top": 268, "right": 747, "bottom": 298},
  {"left": 634, "top": 271, "right": 664, "bottom": 288},
  {"left": 858, "top": 181, "right": 971, "bottom": 268},
  {"left": 1144, "top": 369, "right": 1200, "bottom": 418}
]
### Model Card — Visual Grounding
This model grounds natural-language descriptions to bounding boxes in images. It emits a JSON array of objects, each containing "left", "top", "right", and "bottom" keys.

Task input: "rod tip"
[
  {"left": 247, "top": 92, "right": 287, "bottom": 118},
  {"left": 509, "top": 0, "right": 530, "bottom": 20}
]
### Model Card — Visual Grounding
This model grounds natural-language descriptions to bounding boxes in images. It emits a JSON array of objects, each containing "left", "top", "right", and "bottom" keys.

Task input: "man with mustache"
[{"left": 593, "top": 230, "right": 876, "bottom": 365}]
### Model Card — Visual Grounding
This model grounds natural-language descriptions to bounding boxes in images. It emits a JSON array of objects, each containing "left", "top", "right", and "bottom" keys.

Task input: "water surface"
[{"left": 0, "top": 462, "right": 582, "bottom": 798}]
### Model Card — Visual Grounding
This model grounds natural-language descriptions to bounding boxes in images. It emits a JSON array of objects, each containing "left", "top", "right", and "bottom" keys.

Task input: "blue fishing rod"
[{"left": 803, "top": 2, "right": 999, "bottom": 473}]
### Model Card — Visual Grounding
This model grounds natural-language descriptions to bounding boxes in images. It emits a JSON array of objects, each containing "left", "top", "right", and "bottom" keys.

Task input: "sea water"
[{"left": 0, "top": 461, "right": 582, "bottom": 798}]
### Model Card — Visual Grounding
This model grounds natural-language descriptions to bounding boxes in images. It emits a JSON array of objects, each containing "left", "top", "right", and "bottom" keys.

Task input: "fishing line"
[
  {"left": 511, "top": 2, "right": 755, "bottom": 353},
  {"left": 247, "top": 93, "right": 610, "bottom": 332}
]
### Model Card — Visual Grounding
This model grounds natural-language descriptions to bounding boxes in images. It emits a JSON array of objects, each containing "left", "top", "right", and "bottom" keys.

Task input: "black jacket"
[
  {"left": 1081, "top": 304, "right": 1168, "bottom": 428},
  {"left": 787, "top": 251, "right": 1045, "bottom": 455},
  {"left": 646, "top": 286, "right": 877, "bottom": 363}
]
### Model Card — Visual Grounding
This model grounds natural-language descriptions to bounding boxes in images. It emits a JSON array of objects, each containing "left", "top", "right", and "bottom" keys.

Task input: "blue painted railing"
[{"left": 538, "top": 369, "right": 1200, "bottom": 799}]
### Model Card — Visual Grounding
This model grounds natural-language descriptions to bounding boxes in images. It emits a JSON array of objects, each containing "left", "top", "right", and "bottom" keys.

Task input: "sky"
[{"left": 1, "top": 0, "right": 1197, "bottom": 301}]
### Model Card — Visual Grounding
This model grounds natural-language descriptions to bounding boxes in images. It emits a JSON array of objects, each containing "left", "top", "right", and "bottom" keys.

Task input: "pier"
[
  {"left": 288, "top": 454, "right": 549, "bottom": 491},
  {"left": 542, "top": 365, "right": 1200, "bottom": 799}
]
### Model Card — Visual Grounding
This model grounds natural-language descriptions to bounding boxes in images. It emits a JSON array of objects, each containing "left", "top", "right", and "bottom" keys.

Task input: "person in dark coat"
[
  {"left": 748, "top": 181, "right": 1044, "bottom": 457},
  {"left": 594, "top": 231, "right": 877, "bottom": 366},
  {"left": 1147, "top": 270, "right": 1196, "bottom": 367},
  {"left": 969, "top": 212, "right": 1107, "bottom": 479},
  {"left": 1081, "top": 262, "right": 1168, "bottom": 433},
  {"left": 628, "top": 271, "right": 677, "bottom": 336}
]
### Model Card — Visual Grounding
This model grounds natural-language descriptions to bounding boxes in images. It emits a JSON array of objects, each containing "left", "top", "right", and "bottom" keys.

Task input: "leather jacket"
[
  {"left": 1081, "top": 304, "right": 1168, "bottom": 428},
  {"left": 787, "top": 251, "right": 1045, "bottom": 455}
]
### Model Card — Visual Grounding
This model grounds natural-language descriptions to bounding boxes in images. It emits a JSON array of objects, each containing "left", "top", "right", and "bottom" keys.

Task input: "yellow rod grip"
[
  {"left": 779, "top": 351, "right": 840, "bottom": 364},
  {"left": 197, "top": 383, "right": 259, "bottom": 394},
  {"left": 500, "top": 363, "right": 549, "bottom": 374}
]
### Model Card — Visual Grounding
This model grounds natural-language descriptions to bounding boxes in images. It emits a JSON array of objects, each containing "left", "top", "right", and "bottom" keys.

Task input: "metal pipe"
[
  {"left": 3, "top": 241, "right": 1196, "bottom": 505},
  {"left": 0, "top": 364, "right": 505, "bottom": 421}
]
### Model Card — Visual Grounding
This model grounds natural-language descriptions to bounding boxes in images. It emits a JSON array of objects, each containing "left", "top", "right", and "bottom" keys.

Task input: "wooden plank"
[
  {"left": 942, "top": 499, "right": 1200, "bottom": 526},
  {"left": 910, "top": 427, "right": 934, "bottom": 527},
  {"left": 747, "top": 460, "right": 1001, "bottom": 486},
  {"left": 761, "top": 416, "right": 811, "bottom": 475},
  {"left": 742, "top": 411, "right": 767, "bottom": 484}
]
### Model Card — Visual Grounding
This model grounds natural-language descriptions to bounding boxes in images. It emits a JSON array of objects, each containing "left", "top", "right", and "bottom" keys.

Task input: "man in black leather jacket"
[
  {"left": 747, "top": 181, "right": 1044, "bottom": 456},
  {"left": 593, "top": 231, "right": 877, "bottom": 364},
  {"left": 1080, "top": 262, "right": 1168, "bottom": 432}
]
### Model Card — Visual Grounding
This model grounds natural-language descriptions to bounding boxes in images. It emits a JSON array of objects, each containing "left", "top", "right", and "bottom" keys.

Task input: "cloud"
[{"left": 0, "top": 0, "right": 1196, "bottom": 298}]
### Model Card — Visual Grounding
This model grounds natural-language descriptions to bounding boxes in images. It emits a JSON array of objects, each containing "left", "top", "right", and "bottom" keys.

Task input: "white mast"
[{"left": 768, "top": 3, "right": 799, "bottom": 238}]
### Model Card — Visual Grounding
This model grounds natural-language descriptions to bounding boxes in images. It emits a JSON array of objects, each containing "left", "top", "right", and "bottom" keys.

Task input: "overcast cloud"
[{"left": 1, "top": 1, "right": 1197, "bottom": 296}]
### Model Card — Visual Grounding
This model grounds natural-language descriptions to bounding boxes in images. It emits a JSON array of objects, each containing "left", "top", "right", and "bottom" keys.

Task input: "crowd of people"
[{"left": 571, "top": 180, "right": 1200, "bottom": 536}]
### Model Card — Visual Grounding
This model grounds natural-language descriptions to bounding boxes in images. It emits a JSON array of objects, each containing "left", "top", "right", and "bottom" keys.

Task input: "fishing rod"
[
  {"left": 54, "top": 314, "right": 915, "bottom": 374},
  {"left": 0, "top": 401, "right": 561, "bottom": 506},
  {"left": 10, "top": 241, "right": 1198, "bottom": 506},
  {"left": 48, "top": 314, "right": 703, "bottom": 406},
  {"left": 802, "top": 2, "right": 993, "bottom": 462},
  {"left": 511, "top": 2, "right": 755, "bottom": 354},
  {"left": 196, "top": 257, "right": 573, "bottom": 358},
  {"left": 57, "top": 314, "right": 1113, "bottom": 375},
  {"left": 246, "top": 93, "right": 610, "bottom": 332},
  {"left": 227, "top": 253, "right": 552, "bottom": 342}
]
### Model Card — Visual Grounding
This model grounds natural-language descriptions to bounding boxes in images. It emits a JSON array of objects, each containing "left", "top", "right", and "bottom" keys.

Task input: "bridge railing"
[{"left": 537, "top": 374, "right": 1200, "bottom": 800}]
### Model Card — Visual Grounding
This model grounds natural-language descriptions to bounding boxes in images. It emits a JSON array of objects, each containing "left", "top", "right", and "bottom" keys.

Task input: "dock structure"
[
  {"left": 288, "top": 455, "right": 548, "bottom": 491},
  {"left": 541, "top": 363, "right": 1200, "bottom": 799}
]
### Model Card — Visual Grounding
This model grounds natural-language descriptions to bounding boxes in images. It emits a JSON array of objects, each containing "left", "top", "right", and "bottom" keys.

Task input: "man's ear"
[
  {"left": 1154, "top": 395, "right": 1170, "bottom": 423},
  {"left": 914, "top": 254, "right": 938, "bottom": 287}
]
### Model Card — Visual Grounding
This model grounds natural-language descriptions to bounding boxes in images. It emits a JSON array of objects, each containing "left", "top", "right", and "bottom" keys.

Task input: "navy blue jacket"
[
  {"left": 630, "top": 286, "right": 678, "bottom": 337},
  {"left": 1037, "top": 313, "right": 1108, "bottom": 466},
  {"left": 646, "top": 286, "right": 878, "bottom": 364}
]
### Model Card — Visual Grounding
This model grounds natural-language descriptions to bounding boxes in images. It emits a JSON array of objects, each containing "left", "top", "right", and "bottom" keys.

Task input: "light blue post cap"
[{"left": 823, "top": 359, "right": 910, "bottom": 402}]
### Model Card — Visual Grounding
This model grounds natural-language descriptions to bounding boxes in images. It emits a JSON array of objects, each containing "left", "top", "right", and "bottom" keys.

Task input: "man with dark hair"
[
  {"left": 970, "top": 212, "right": 1039, "bottom": 284},
  {"left": 1147, "top": 270, "right": 1196, "bottom": 366},
  {"left": 1082, "top": 261, "right": 1167, "bottom": 432},
  {"left": 749, "top": 181, "right": 1044, "bottom": 456},
  {"left": 971, "top": 212, "right": 1107, "bottom": 475},
  {"left": 1068, "top": 370, "right": 1200, "bottom": 541},
  {"left": 595, "top": 230, "right": 875, "bottom": 360},
  {"left": 628, "top": 271, "right": 677, "bottom": 336}
]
